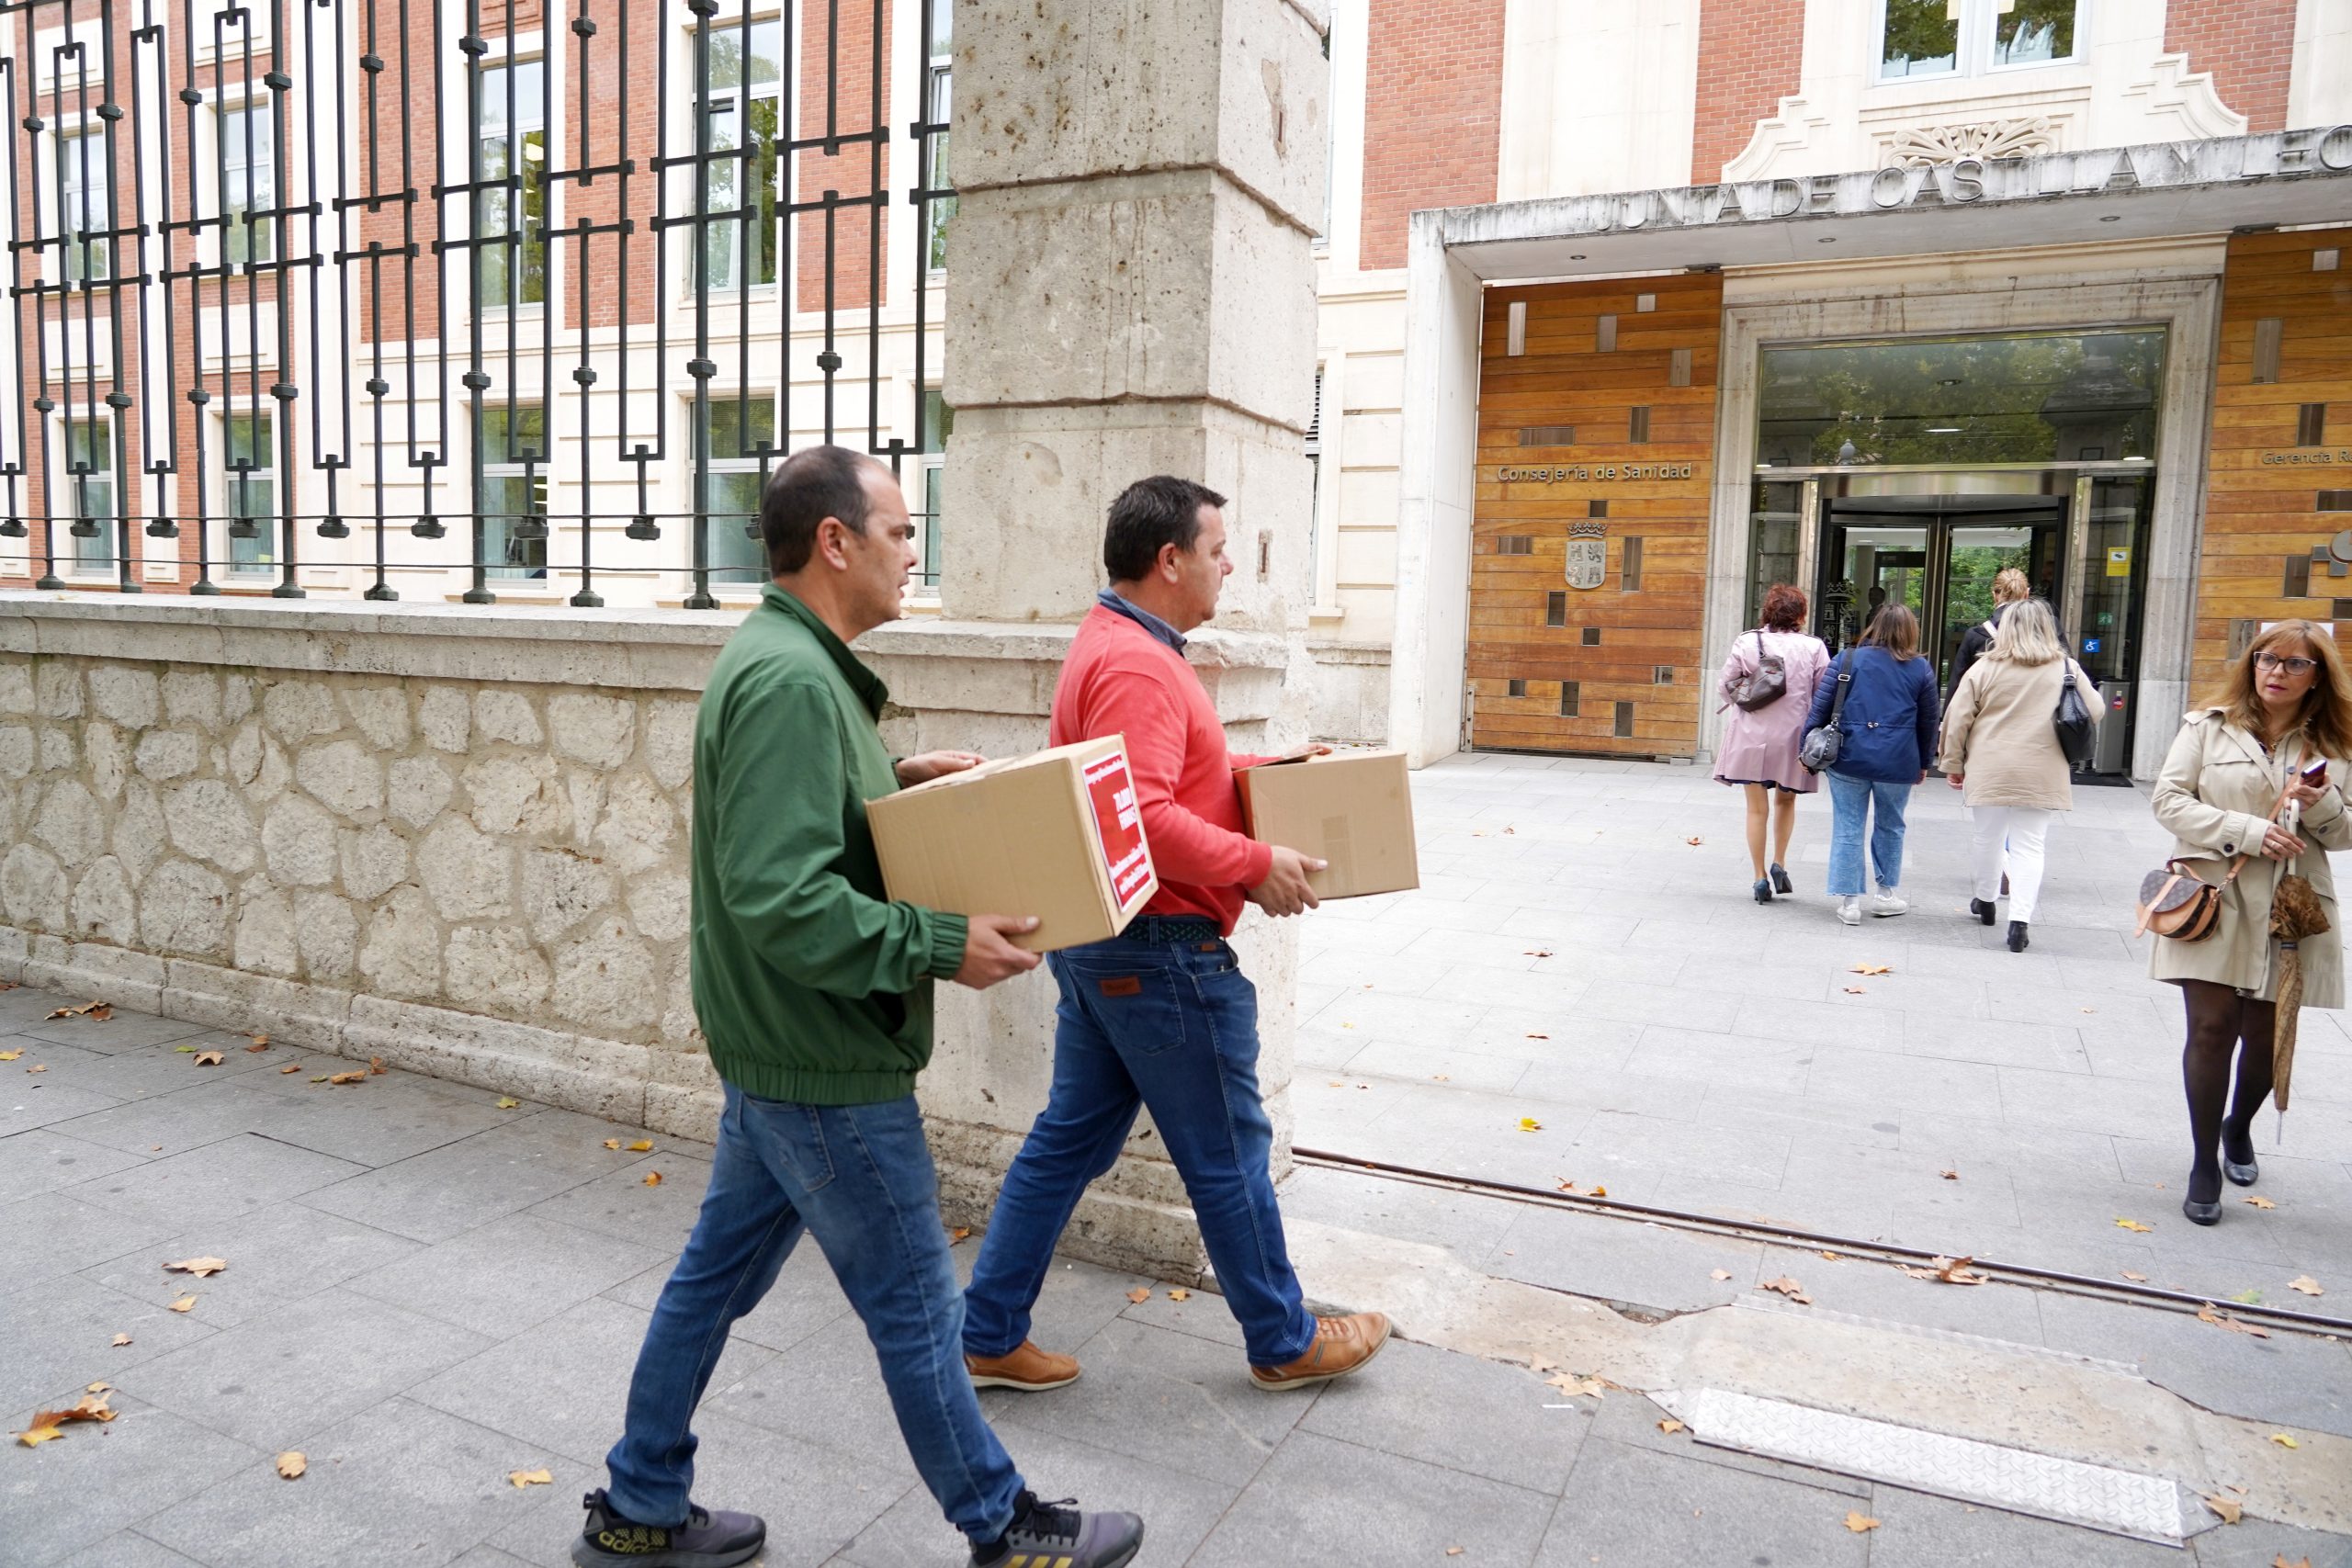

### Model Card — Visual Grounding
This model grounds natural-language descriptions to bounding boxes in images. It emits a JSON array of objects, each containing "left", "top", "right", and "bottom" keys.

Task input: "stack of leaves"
[{"left": 16, "top": 1386, "right": 116, "bottom": 1447}]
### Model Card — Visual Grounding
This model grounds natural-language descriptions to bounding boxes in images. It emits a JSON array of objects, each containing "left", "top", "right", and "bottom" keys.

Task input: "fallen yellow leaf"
[
  {"left": 642, "top": 1171, "right": 663, "bottom": 1187},
  {"left": 1685, "top": 836, "right": 1703, "bottom": 846},
  {"left": 1167, "top": 1288, "right": 1191, "bottom": 1302},
  {"left": 626, "top": 1139, "right": 653, "bottom": 1153},
  {"left": 110, "top": 1333, "right": 130, "bottom": 1347},
  {"left": 1939, "top": 1169, "right": 1959, "bottom": 1180},
  {"left": 1657, "top": 1418, "right": 1685, "bottom": 1435},
  {"left": 603, "top": 1139, "right": 622, "bottom": 1151},
  {"left": 164, "top": 1257, "right": 228, "bottom": 1278},
  {"left": 1844, "top": 1512, "right": 1881, "bottom": 1533},
  {"left": 327, "top": 1071, "right": 368, "bottom": 1085},
  {"left": 279, "top": 1064, "right": 301, "bottom": 1074},
  {"left": 0, "top": 1050, "right": 17, "bottom": 1061},
  {"left": 1849, "top": 964, "right": 1892, "bottom": 976},
  {"left": 495, "top": 1097, "right": 521, "bottom": 1110},
  {"left": 2197, "top": 1303, "right": 2271, "bottom": 1338},
  {"left": 2203, "top": 1495, "right": 2244, "bottom": 1525},
  {"left": 2290, "top": 1276, "right": 2323, "bottom": 1296},
  {"left": 1710, "top": 1269, "right": 1733, "bottom": 1281},
  {"left": 1760, "top": 1276, "right": 1811, "bottom": 1303},
  {"left": 277, "top": 1451, "right": 307, "bottom": 1480},
  {"left": 168, "top": 1295, "right": 197, "bottom": 1313},
  {"left": 1125, "top": 1288, "right": 1150, "bottom": 1304},
  {"left": 15, "top": 1426, "right": 62, "bottom": 1447},
  {"left": 1589, "top": 1185, "right": 1607, "bottom": 1197},
  {"left": 1447, "top": 1551, "right": 1464, "bottom": 1559},
  {"left": 2245, "top": 1195, "right": 2278, "bottom": 1209},
  {"left": 508, "top": 1468, "right": 554, "bottom": 1488},
  {"left": 1899, "top": 1255, "right": 1988, "bottom": 1287},
  {"left": 2115, "top": 1218, "right": 2153, "bottom": 1233},
  {"left": 948, "top": 1226, "right": 972, "bottom": 1244},
  {"left": 2276, "top": 1555, "right": 2313, "bottom": 1568},
  {"left": 192, "top": 1051, "right": 225, "bottom": 1067},
  {"left": 1544, "top": 1372, "right": 1606, "bottom": 1399},
  {"left": 2122, "top": 1271, "right": 2148, "bottom": 1282},
  {"left": 2271, "top": 1433, "right": 2300, "bottom": 1449},
  {"left": 1518, "top": 1117, "right": 1542, "bottom": 1133}
]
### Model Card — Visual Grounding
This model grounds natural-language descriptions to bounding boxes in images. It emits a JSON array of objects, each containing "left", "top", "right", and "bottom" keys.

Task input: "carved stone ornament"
[{"left": 1880, "top": 117, "right": 2059, "bottom": 168}]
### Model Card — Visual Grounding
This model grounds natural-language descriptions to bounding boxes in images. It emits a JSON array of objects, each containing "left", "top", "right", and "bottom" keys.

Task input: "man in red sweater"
[{"left": 960, "top": 475, "right": 1391, "bottom": 1393}]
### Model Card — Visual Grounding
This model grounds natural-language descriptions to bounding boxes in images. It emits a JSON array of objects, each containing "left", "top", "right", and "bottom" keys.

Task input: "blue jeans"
[
  {"left": 1826, "top": 773, "right": 1912, "bottom": 896},
  {"left": 964, "top": 932, "right": 1317, "bottom": 1368},
  {"left": 604, "top": 1085, "right": 1024, "bottom": 1547}
]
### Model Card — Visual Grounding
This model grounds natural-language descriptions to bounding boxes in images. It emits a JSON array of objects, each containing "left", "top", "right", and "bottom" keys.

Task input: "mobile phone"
[{"left": 2303, "top": 758, "right": 2329, "bottom": 784}]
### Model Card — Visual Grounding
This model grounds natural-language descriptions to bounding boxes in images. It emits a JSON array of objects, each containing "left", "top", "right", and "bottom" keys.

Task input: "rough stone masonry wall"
[{"left": 0, "top": 642, "right": 722, "bottom": 1132}]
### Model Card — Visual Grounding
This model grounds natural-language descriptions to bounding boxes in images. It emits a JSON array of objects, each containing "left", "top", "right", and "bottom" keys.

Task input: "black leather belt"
[{"left": 1120, "top": 915, "right": 1223, "bottom": 945}]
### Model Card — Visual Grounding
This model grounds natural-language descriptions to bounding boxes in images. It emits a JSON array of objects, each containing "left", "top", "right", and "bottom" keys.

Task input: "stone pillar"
[{"left": 917, "top": 0, "right": 1329, "bottom": 1279}]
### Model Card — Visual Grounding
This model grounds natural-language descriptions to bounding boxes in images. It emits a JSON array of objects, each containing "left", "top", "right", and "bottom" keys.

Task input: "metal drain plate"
[{"left": 1670, "top": 1388, "right": 2191, "bottom": 1546}]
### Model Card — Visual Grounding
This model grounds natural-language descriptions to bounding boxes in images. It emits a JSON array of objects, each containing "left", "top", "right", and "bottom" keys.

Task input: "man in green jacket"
[{"left": 572, "top": 446, "right": 1146, "bottom": 1568}]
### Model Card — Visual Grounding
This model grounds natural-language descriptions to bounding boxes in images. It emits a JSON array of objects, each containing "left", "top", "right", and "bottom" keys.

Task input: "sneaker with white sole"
[
  {"left": 1868, "top": 889, "right": 1908, "bottom": 918},
  {"left": 1837, "top": 897, "right": 1861, "bottom": 926}
]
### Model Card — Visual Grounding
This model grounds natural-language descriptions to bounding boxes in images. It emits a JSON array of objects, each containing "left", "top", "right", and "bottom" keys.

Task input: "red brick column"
[
  {"left": 2165, "top": 0, "right": 2299, "bottom": 134},
  {"left": 1690, "top": 0, "right": 1804, "bottom": 182},
  {"left": 1357, "top": 0, "right": 1504, "bottom": 272}
]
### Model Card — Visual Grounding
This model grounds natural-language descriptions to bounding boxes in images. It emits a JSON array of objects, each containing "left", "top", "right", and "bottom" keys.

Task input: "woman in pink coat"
[{"left": 1714, "top": 582, "right": 1832, "bottom": 903}]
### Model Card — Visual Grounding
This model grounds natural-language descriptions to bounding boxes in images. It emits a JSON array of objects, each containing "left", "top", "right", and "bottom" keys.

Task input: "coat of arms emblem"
[{"left": 1565, "top": 522, "right": 1607, "bottom": 591}]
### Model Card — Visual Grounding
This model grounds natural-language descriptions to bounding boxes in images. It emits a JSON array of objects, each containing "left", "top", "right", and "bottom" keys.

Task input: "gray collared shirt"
[{"left": 1097, "top": 588, "right": 1186, "bottom": 653}]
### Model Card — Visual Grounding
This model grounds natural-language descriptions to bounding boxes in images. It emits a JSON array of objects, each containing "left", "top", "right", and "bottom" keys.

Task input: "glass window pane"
[
  {"left": 1993, "top": 0, "right": 2075, "bottom": 64},
  {"left": 921, "top": 390, "right": 952, "bottom": 453},
  {"left": 928, "top": 0, "right": 952, "bottom": 54},
  {"left": 1745, "top": 480, "right": 1803, "bottom": 630},
  {"left": 925, "top": 66, "right": 954, "bottom": 270},
  {"left": 706, "top": 470, "right": 766, "bottom": 581},
  {"left": 226, "top": 412, "right": 274, "bottom": 576},
  {"left": 481, "top": 475, "right": 548, "bottom": 580},
  {"left": 708, "top": 397, "right": 775, "bottom": 459},
  {"left": 61, "top": 133, "right": 110, "bottom": 282},
  {"left": 1881, "top": 0, "right": 1960, "bottom": 78},
  {"left": 481, "top": 403, "right": 547, "bottom": 463},
  {"left": 746, "top": 20, "right": 783, "bottom": 85},
  {"left": 477, "top": 62, "right": 546, "bottom": 309},
  {"left": 1757, "top": 330, "right": 2166, "bottom": 468},
  {"left": 69, "top": 417, "right": 113, "bottom": 569}
]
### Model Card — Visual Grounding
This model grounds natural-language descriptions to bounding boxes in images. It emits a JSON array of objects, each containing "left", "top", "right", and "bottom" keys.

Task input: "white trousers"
[{"left": 1971, "top": 806, "right": 2053, "bottom": 925}]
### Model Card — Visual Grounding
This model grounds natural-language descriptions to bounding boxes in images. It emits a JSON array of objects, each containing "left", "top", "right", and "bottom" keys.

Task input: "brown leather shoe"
[
  {"left": 1248, "top": 1312, "right": 1392, "bottom": 1392},
  {"left": 965, "top": 1340, "right": 1080, "bottom": 1393}
]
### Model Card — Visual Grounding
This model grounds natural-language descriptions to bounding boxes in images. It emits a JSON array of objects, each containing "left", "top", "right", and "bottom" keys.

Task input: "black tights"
[{"left": 2180, "top": 979, "right": 2277, "bottom": 1205}]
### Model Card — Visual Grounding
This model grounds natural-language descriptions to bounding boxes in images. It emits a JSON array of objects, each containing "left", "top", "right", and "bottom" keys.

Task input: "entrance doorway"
[{"left": 1816, "top": 494, "right": 2066, "bottom": 687}]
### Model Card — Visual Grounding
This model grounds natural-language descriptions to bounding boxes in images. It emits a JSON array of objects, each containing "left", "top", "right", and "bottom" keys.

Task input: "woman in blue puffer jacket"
[{"left": 1803, "top": 604, "right": 1942, "bottom": 926}]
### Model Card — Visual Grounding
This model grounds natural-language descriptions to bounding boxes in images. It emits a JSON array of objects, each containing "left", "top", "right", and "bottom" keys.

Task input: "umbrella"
[{"left": 2268, "top": 871, "right": 2330, "bottom": 1130}]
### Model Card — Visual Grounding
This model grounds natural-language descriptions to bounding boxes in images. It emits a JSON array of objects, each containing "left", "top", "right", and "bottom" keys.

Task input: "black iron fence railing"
[{"left": 1, "top": 0, "right": 951, "bottom": 606}]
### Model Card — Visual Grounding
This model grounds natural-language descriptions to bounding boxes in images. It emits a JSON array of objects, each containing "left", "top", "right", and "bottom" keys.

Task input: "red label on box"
[{"left": 1082, "top": 750, "right": 1154, "bottom": 910}]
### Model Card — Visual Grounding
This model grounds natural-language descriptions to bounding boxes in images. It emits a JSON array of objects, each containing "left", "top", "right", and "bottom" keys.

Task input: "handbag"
[
  {"left": 1724, "top": 629, "right": 1788, "bottom": 713},
  {"left": 2134, "top": 775, "right": 2295, "bottom": 942},
  {"left": 2053, "top": 663, "right": 2094, "bottom": 767},
  {"left": 1799, "top": 649, "right": 1854, "bottom": 774}
]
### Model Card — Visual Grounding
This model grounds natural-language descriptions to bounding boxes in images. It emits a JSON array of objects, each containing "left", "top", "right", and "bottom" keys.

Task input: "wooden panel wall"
[
  {"left": 1469, "top": 273, "right": 1723, "bottom": 756},
  {"left": 2191, "top": 229, "right": 2352, "bottom": 696}
]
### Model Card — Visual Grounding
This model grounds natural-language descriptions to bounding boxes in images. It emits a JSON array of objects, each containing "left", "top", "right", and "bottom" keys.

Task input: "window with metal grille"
[
  {"left": 1497, "top": 536, "right": 1533, "bottom": 555},
  {"left": 924, "top": 0, "right": 955, "bottom": 270},
  {"left": 1595, "top": 315, "right": 1618, "bottom": 352},
  {"left": 219, "top": 104, "right": 275, "bottom": 265},
  {"left": 2255, "top": 319, "right": 2285, "bottom": 384},
  {"left": 222, "top": 412, "right": 277, "bottom": 580},
  {"left": 1545, "top": 592, "right": 1566, "bottom": 627},
  {"left": 2301, "top": 404, "right": 2329, "bottom": 447},
  {"left": 58, "top": 130, "right": 109, "bottom": 285},
  {"left": 703, "top": 396, "right": 777, "bottom": 585},
  {"left": 1613, "top": 701, "right": 1634, "bottom": 738},
  {"left": 1589, "top": 499, "right": 1607, "bottom": 519},
  {"left": 1653, "top": 665, "right": 1673, "bottom": 684},
  {"left": 1507, "top": 678, "right": 1527, "bottom": 697},
  {"left": 1559, "top": 682, "right": 1579, "bottom": 716},
  {"left": 701, "top": 21, "right": 786, "bottom": 290},
  {"left": 62, "top": 413, "right": 113, "bottom": 572},
  {"left": 1629, "top": 406, "right": 1650, "bottom": 443},
  {"left": 1623, "top": 536, "right": 1643, "bottom": 592},
  {"left": 2321, "top": 492, "right": 2352, "bottom": 512},
  {"left": 1519, "top": 426, "right": 1575, "bottom": 446},
  {"left": 1581, "top": 626, "right": 1600, "bottom": 646},
  {"left": 481, "top": 405, "right": 551, "bottom": 581},
  {"left": 477, "top": 59, "right": 548, "bottom": 310}
]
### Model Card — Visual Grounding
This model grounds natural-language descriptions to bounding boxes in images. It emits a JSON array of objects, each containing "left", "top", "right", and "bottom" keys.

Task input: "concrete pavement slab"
[
  {"left": 67, "top": 1132, "right": 369, "bottom": 1229},
  {"left": 0, "top": 1269, "right": 219, "bottom": 1414},
  {"left": 1297, "top": 1336, "right": 1589, "bottom": 1495},
  {"left": 0, "top": 1388, "right": 262, "bottom": 1568},
  {"left": 1532, "top": 1434, "right": 1871, "bottom": 1568},
  {"left": 77, "top": 1202, "right": 423, "bottom": 1327}
]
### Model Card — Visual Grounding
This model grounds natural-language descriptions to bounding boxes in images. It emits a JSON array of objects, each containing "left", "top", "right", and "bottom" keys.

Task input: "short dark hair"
[
  {"left": 762, "top": 444, "right": 876, "bottom": 576},
  {"left": 1760, "top": 582, "right": 1807, "bottom": 632},
  {"left": 1103, "top": 475, "right": 1227, "bottom": 583}
]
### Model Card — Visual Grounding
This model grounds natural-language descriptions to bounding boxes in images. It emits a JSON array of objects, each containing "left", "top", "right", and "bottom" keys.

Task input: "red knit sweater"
[{"left": 1050, "top": 604, "right": 1274, "bottom": 935}]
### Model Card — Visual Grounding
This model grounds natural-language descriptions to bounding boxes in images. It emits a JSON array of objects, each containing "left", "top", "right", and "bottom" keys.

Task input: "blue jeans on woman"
[
  {"left": 602, "top": 1084, "right": 1025, "bottom": 1549},
  {"left": 1826, "top": 772, "right": 1913, "bottom": 897},
  {"left": 964, "top": 928, "right": 1318, "bottom": 1369}
]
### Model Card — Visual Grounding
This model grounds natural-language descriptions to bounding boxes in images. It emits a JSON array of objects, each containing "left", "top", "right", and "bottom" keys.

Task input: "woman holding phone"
[{"left": 2149, "top": 621, "right": 2352, "bottom": 1224}]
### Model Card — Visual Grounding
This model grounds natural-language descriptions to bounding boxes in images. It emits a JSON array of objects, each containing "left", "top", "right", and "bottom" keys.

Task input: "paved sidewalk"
[
  {"left": 5, "top": 981, "right": 2351, "bottom": 1566},
  {"left": 1294, "top": 754, "right": 2352, "bottom": 1322}
]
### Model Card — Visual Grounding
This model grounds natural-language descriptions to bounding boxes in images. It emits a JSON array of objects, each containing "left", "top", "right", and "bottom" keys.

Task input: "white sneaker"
[
  {"left": 1868, "top": 889, "right": 1909, "bottom": 918},
  {"left": 1838, "top": 897, "right": 1861, "bottom": 926}
]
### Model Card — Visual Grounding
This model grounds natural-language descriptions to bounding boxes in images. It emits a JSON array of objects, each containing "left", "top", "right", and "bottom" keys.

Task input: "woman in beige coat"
[
  {"left": 2150, "top": 619, "right": 2352, "bottom": 1224},
  {"left": 1938, "top": 600, "right": 2096, "bottom": 953}
]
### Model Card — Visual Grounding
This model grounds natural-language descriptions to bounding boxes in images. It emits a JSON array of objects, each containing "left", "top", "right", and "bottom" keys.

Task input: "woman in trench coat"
[
  {"left": 2150, "top": 619, "right": 2352, "bottom": 1224},
  {"left": 1937, "top": 600, "right": 2096, "bottom": 954},
  {"left": 1713, "top": 582, "right": 1831, "bottom": 903}
]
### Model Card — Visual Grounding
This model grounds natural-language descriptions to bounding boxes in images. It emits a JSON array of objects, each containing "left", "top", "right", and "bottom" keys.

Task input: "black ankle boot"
[
  {"left": 2006, "top": 920, "right": 2029, "bottom": 952},
  {"left": 1971, "top": 897, "right": 1996, "bottom": 926}
]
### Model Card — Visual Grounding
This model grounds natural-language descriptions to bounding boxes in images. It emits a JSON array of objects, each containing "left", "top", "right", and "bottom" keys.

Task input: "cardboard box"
[
  {"left": 1235, "top": 749, "right": 1419, "bottom": 899},
  {"left": 865, "top": 736, "right": 1158, "bottom": 953}
]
